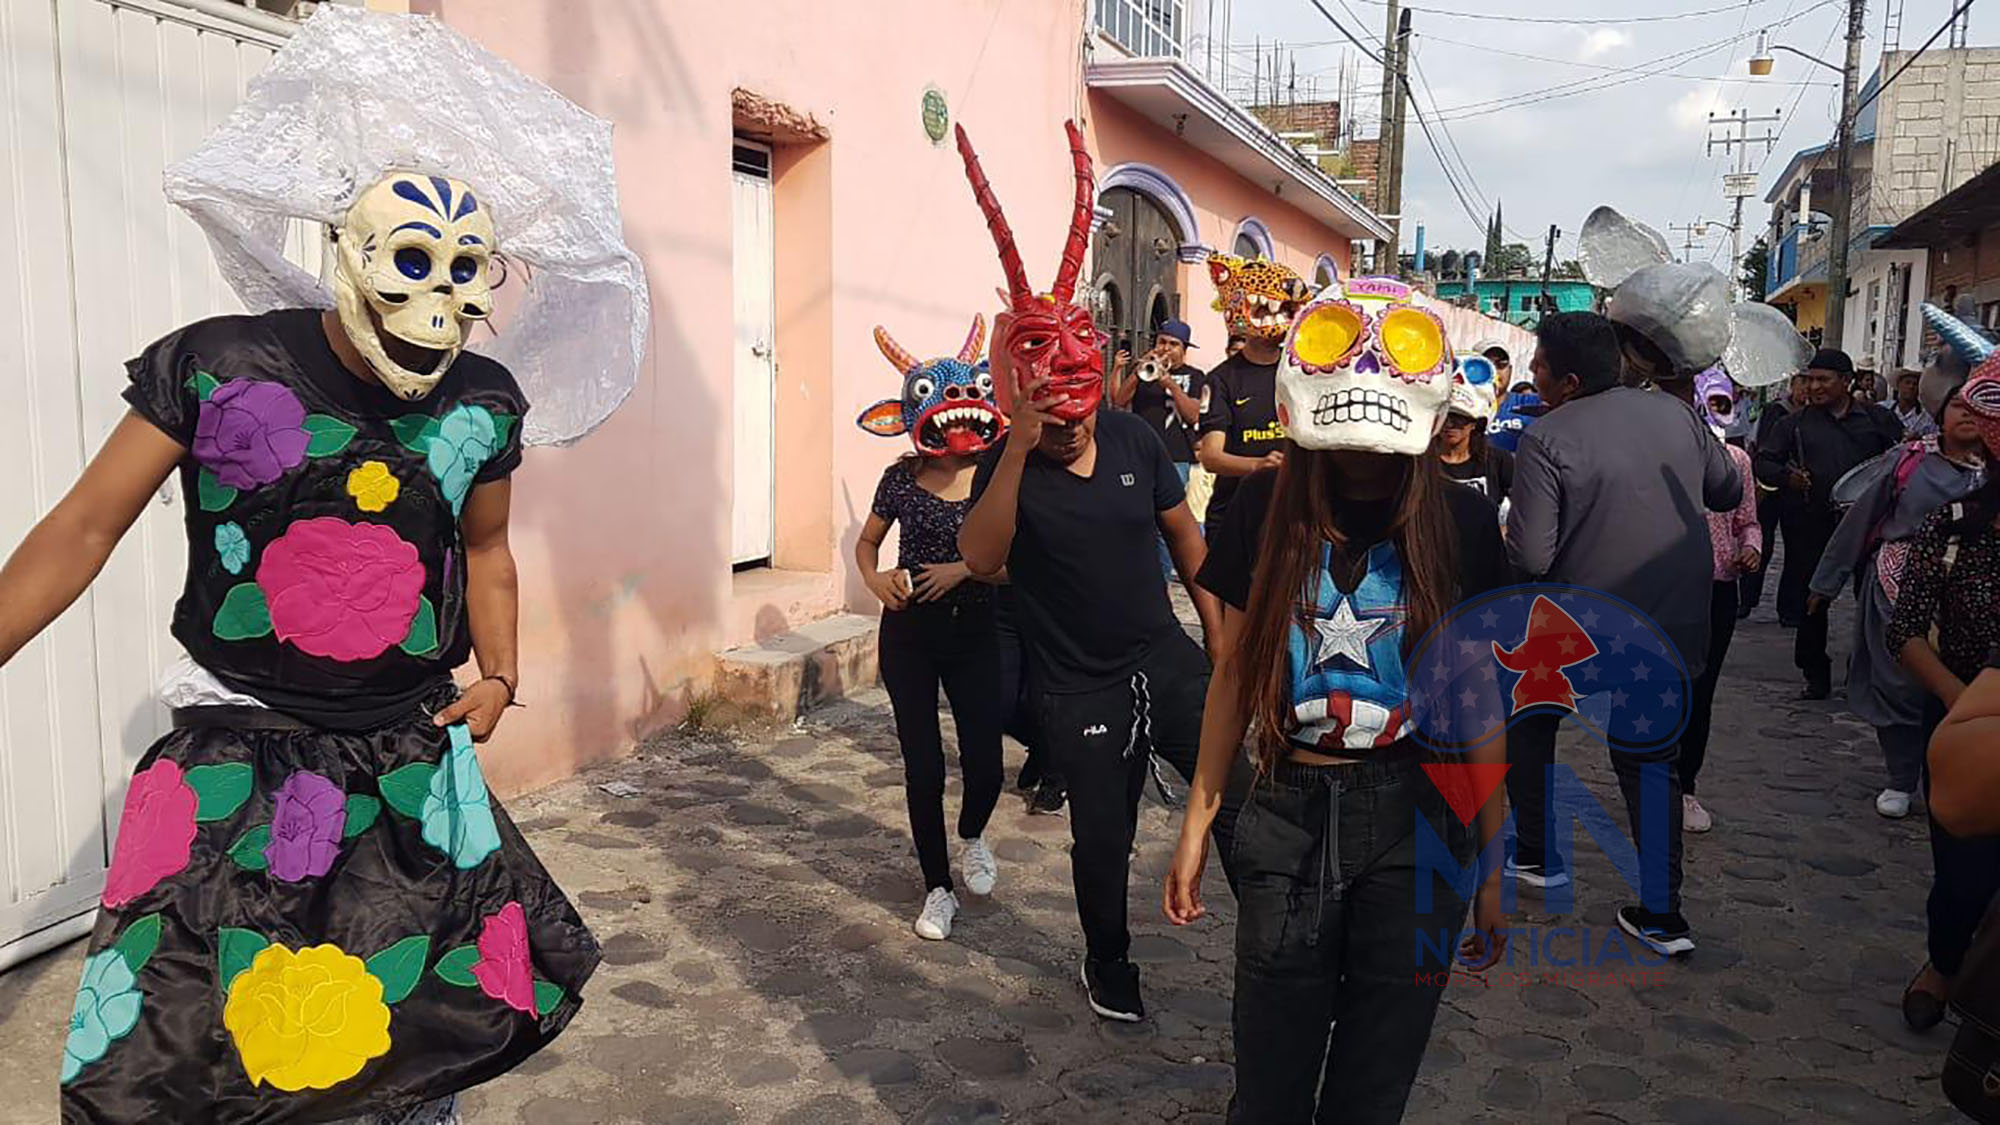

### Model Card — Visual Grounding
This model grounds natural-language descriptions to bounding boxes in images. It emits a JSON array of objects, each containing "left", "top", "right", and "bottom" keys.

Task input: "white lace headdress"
[{"left": 165, "top": 5, "right": 647, "bottom": 445}]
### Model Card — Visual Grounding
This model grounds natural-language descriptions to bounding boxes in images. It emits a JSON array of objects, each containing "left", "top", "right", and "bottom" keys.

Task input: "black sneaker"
[
  {"left": 1081, "top": 957, "right": 1144, "bottom": 1022},
  {"left": 1800, "top": 676, "right": 1831, "bottom": 701},
  {"left": 1617, "top": 905, "right": 1695, "bottom": 957},
  {"left": 1016, "top": 757, "right": 1043, "bottom": 793},
  {"left": 1030, "top": 780, "right": 1068, "bottom": 816}
]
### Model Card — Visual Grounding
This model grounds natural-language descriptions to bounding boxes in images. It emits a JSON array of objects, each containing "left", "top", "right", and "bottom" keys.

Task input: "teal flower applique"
[
  {"left": 420, "top": 725, "right": 502, "bottom": 868},
  {"left": 214, "top": 522, "right": 251, "bottom": 576},
  {"left": 60, "top": 940, "right": 147, "bottom": 1084},
  {"left": 426, "top": 404, "right": 499, "bottom": 516}
]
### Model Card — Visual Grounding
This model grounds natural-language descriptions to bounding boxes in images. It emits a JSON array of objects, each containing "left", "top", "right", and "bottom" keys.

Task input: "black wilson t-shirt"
[
  {"left": 1196, "top": 470, "right": 1510, "bottom": 752},
  {"left": 972, "top": 411, "right": 1185, "bottom": 693},
  {"left": 1198, "top": 354, "right": 1285, "bottom": 524},
  {"left": 1131, "top": 363, "right": 1206, "bottom": 463},
  {"left": 1441, "top": 448, "right": 1515, "bottom": 503},
  {"left": 122, "top": 308, "right": 527, "bottom": 730}
]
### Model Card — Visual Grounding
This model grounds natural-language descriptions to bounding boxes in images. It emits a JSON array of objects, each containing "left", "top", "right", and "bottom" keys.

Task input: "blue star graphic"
[
  {"left": 1631, "top": 716, "right": 1653, "bottom": 735},
  {"left": 1660, "top": 689, "right": 1680, "bottom": 708},
  {"left": 1580, "top": 609, "right": 1602, "bottom": 630},
  {"left": 1479, "top": 608, "right": 1501, "bottom": 629},
  {"left": 1631, "top": 663, "right": 1651, "bottom": 682},
  {"left": 1580, "top": 664, "right": 1601, "bottom": 682},
  {"left": 1609, "top": 689, "right": 1629, "bottom": 708}
]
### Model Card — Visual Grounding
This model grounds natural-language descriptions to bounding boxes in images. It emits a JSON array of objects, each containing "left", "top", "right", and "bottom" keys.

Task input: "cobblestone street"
[{"left": 0, "top": 594, "right": 1969, "bottom": 1123}]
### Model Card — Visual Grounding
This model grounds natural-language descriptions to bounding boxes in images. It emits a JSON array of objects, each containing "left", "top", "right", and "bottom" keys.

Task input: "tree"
[
  {"left": 1740, "top": 237, "right": 1770, "bottom": 300},
  {"left": 1440, "top": 249, "right": 1463, "bottom": 278},
  {"left": 1555, "top": 259, "right": 1585, "bottom": 281},
  {"left": 1484, "top": 203, "right": 1504, "bottom": 267},
  {"left": 1490, "top": 242, "right": 1535, "bottom": 276}
]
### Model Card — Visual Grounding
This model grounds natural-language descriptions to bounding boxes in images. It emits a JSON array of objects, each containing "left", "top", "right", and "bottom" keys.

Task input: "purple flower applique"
[
  {"left": 193, "top": 380, "right": 311, "bottom": 491},
  {"left": 264, "top": 770, "right": 349, "bottom": 882}
]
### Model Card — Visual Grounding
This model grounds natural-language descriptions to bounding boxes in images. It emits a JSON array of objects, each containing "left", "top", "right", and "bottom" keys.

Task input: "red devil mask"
[{"left": 956, "top": 121, "right": 1103, "bottom": 423}]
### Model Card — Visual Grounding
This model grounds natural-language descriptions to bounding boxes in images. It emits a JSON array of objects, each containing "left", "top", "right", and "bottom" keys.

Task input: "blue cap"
[{"left": 1157, "top": 319, "right": 1197, "bottom": 348}]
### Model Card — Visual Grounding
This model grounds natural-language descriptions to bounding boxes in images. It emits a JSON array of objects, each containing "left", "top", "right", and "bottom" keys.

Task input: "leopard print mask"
[{"left": 1209, "top": 255, "right": 1311, "bottom": 342}]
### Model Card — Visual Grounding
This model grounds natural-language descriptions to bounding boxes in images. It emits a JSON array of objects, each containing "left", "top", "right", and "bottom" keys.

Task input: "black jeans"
[
  {"left": 1228, "top": 756, "right": 1473, "bottom": 1125},
  {"left": 1923, "top": 700, "right": 2000, "bottom": 976},
  {"left": 1739, "top": 491, "right": 1781, "bottom": 609},
  {"left": 878, "top": 599, "right": 1005, "bottom": 892},
  {"left": 1878, "top": 724, "right": 1927, "bottom": 794},
  {"left": 1679, "top": 581, "right": 1740, "bottom": 796},
  {"left": 1778, "top": 507, "right": 1838, "bottom": 679},
  {"left": 994, "top": 588, "right": 1055, "bottom": 787},
  {"left": 1506, "top": 711, "right": 1685, "bottom": 914},
  {"left": 1038, "top": 630, "right": 1239, "bottom": 960}
]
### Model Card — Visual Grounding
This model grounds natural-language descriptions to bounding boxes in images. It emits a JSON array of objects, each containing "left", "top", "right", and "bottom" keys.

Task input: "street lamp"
[{"left": 1749, "top": 4, "right": 1866, "bottom": 352}]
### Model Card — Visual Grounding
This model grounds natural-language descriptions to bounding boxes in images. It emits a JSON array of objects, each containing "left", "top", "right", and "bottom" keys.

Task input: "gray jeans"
[{"left": 330, "top": 1095, "right": 458, "bottom": 1125}]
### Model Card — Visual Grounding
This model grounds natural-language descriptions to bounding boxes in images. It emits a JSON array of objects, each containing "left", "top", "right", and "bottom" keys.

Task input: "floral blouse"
[
  {"left": 1886, "top": 504, "right": 2000, "bottom": 685},
  {"left": 1706, "top": 443, "right": 1763, "bottom": 581},
  {"left": 123, "top": 309, "right": 526, "bottom": 729}
]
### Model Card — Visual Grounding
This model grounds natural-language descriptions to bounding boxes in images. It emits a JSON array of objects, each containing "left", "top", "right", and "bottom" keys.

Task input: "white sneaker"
[
  {"left": 914, "top": 888, "right": 958, "bottom": 941},
  {"left": 960, "top": 836, "right": 998, "bottom": 897},
  {"left": 1876, "top": 789, "right": 1913, "bottom": 819},
  {"left": 1682, "top": 794, "right": 1713, "bottom": 834}
]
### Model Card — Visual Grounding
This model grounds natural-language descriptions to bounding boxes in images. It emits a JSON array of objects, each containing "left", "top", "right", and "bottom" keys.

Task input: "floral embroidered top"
[
  {"left": 123, "top": 309, "right": 526, "bottom": 729},
  {"left": 1705, "top": 443, "right": 1763, "bottom": 581}
]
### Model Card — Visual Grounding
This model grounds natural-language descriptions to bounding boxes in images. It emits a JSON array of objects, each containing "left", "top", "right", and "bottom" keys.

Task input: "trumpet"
[{"left": 1135, "top": 357, "right": 1165, "bottom": 383}]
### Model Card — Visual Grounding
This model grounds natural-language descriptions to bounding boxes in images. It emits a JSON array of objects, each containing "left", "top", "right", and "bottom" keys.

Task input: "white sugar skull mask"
[
  {"left": 332, "top": 173, "right": 497, "bottom": 400},
  {"left": 1277, "top": 277, "right": 1453, "bottom": 455}
]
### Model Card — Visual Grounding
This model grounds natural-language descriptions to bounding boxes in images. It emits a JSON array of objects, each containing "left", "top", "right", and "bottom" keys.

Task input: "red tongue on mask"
[{"left": 944, "top": 426, "right": 984, "bottom": 454}]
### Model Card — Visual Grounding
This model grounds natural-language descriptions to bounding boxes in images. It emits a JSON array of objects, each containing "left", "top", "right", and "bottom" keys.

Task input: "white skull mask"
[
  {"left": 332, "top": 173, "right": 497, "bottom": 400},
  {"left": 1277, "top": 277, "right": 1453, "bottom": 455}
]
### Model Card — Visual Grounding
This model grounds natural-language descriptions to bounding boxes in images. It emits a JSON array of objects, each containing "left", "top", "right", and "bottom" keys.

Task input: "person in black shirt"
[
  {"left": 1112, "top": 319, "right": 1209, "bottom": 579},
  {"left": 1755, "top": 349, "right": 1903, "bottom": 697},
  {"left": 1198, "top": 337, "right": 1287, "bottom": 534},
  {"left": 1739, "top": 372, "right": 1806, "bottom": 616},
  {"left": 962, "top": 358, "right": 1235, "bottom": 1025},
  {"left": 1433, "top": 373, "right": 1513, "bottom": 505}
]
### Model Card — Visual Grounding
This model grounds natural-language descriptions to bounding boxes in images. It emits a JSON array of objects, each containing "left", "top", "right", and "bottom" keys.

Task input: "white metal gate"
[
  {"left": 0, "top": 0, "right": 315, "bottom": 970},
  {"left": 730, "top": 140, "right": 777, "bottom": 567}
]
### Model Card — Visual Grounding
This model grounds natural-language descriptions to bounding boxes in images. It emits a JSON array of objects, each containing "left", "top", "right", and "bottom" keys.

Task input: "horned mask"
[
  {"left": 332, "top": 173, "right": 496, "bottom": 400},
  {"left": 955, "top": 121, "right": 1104, "bottom": 423},
  {"left": 1924, "top": 302, "right": 2000, "bottom": 458},
  {"left": 856, "top": 316, "right": 1006, "bottom": 457}
]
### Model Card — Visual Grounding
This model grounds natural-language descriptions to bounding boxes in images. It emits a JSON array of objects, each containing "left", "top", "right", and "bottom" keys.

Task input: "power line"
[
  {"left": 1342, "top": 0, "right": 1794, "bottom": 26},
  {"left": 1303, "top": 0, "right": 1385, "bottom": 66},
  {"left": 1414, "top": 30, "right": 1838, "bottom": 86}
]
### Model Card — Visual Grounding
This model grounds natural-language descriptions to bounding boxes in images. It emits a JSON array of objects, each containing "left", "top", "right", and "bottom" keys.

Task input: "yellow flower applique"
[
  {"left": 346, "top": 461, "right": 401, "bottom": 513},
  {"left": 223, "top": 943, "right": 392, "bottom": 1092}
]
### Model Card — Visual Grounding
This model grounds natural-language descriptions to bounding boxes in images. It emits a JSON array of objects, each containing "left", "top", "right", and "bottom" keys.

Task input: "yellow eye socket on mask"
[
  {"left": 1289, "top": 300, "right": 1368, "bottom": 372},
  {"left": 1378, "top": 306, "right": 1448, "bottom": 377}
]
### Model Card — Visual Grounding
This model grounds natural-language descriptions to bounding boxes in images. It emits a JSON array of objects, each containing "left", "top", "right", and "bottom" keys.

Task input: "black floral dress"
[{"left": 59, "top": 310, "right": 598, "bottom": 1124}]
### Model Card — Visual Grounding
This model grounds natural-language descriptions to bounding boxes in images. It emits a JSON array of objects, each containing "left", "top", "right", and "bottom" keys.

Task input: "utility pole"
[
  {"left": 1826, "top": 0, "right": 1867, "bottom": 352},
  {"left": 1539, "top": 224, "right": 1560, "bottom": 305},
  {"left": 1378, "top": 1, "right": 1411, "bottom": 272},
  {"left": 1670, "top": 221, "right": 1711, "bottom": 262},
  {"left": 1707, "top": 108, "right": 1783, "bottom": 299}
]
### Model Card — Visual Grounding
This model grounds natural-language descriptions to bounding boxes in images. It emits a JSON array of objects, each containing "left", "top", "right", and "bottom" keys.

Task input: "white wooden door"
[
  {"left": 0, "top": 0, "right": 309, "bottom": 971},
  {"left": 730, "top": 141, "right": 777, "bottom": 567}
]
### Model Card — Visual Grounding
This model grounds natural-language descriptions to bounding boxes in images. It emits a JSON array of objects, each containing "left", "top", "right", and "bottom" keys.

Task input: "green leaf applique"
[
  {"left": 343, "top": 794, "right": 382, "bottom": 839},
  {"left": 433, "top": 944, "right": 480, "bottom": 988},
  {"left": 533, "top": 980, "right": 565, "bottom": 1017},
  {"left": 186, "top": 370, "right": 221, "bottom": 402},
  {"left": 390, "top": 414, "right": 441, "bottom": 454},
  {"left": 212, "top": 583, "right": 272, "bottom": 641},
  {"left": 217, "top": 928, "right": 270, "bottom": 993},
  {"left": 377, "top": 761, "right": 438, "bottom": 820},
  {"left": 197, "top": 468, "right": 238, "bottom": 513},
  {"left": 492, "top": 413, "right": 518, "bottom": 448},
  {"left": 227, "top": 825, "right": 272, "bottom": 871},
  {"left": 399, "top": 596, "right": 439, "bottom": 657},
  {"left": 302, "top": 415, "right": 359, "bottom": 457},
  {"left": 365, "top": 935, "right": 432, "bottom": 1006},
  {"left": 110, "top": 913, "right": 164, "bottom": 976},
  {"left": 185, "top": 763, "right": 255, "bottom": 823}
]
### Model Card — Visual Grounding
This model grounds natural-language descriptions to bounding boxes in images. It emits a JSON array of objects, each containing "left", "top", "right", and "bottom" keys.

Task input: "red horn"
[
  {"left": 958, "top": 314, "right": 986, "bottom": 365},
  {"left": 1051, "top": 119, "right": 1096, "bottom": 304},
  {"left": 956, "top": 125, "right": 1032, "bottom": 309}
]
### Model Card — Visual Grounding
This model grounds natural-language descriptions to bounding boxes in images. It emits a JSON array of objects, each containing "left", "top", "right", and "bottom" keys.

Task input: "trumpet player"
[{"left": 1112, "top": 321, "right": 1209, "bottom": 581}]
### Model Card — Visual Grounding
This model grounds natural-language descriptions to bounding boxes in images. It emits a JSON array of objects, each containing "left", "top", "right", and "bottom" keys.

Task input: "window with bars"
[{"left": 1095, "top": 0, "right": 1185, "bottom": 59}]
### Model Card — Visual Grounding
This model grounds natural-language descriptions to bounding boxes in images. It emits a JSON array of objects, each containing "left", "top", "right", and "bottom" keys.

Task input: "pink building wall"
[{"left": 415, "top": 2, "right": 1401, "bottom": 795}]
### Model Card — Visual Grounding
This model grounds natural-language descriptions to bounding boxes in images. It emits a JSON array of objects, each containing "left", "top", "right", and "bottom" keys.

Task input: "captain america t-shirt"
[{"left": 1197, "top": 469, "right": 1509, "bottom": 753}]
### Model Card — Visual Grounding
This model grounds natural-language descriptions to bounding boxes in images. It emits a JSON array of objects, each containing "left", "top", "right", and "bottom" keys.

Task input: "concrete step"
[{"left": 713, "top": 613, "right": 879, "bottom": 723}]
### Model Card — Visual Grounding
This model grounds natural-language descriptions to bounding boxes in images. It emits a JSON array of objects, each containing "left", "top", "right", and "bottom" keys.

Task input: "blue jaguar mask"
[{"left": 856, "top": 316, "right": 1006, "bottom": 457}]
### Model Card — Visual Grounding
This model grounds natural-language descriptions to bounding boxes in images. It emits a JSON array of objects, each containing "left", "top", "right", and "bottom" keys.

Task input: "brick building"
[{"left": 1879, "top": 158, "right": 2000, "bottom": 334}]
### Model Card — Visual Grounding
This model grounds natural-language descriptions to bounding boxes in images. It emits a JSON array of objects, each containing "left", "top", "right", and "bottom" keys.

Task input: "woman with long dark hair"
[{"left": 1163, "top": 280, "right": 1512, "bottom": 1123}]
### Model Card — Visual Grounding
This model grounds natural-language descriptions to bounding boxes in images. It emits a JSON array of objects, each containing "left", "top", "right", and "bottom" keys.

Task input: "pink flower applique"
[
  {"left": 256, "top": 518, "right": 425, "bottom": 662},
  {"left": 470, "top": 901, "right": 535, "bottom": 1013},
  {"left": 102, "top": 761, "right": 200, "bottom": 908}
]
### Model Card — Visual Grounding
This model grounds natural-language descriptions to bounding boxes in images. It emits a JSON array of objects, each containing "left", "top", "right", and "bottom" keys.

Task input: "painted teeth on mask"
[{"left": 1308, "top": 387, "right": 1413, "bottom": 432}]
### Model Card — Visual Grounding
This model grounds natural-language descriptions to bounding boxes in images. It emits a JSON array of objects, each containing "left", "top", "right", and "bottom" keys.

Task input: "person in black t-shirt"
[
  {"left": 962, "top": 354, "right": 1237, "bottom": 1026},
  {"left": 1112, "top": 319, "right": 1208, "bottom": 579},
  {"left": 1197, "top": 337, "right": 1287, "bottom": 535}
]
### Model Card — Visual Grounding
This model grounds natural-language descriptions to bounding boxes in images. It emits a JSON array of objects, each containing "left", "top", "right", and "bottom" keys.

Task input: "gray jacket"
[{"left": 1506, "top": 387, "right": 1743, "bottom": 679}]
